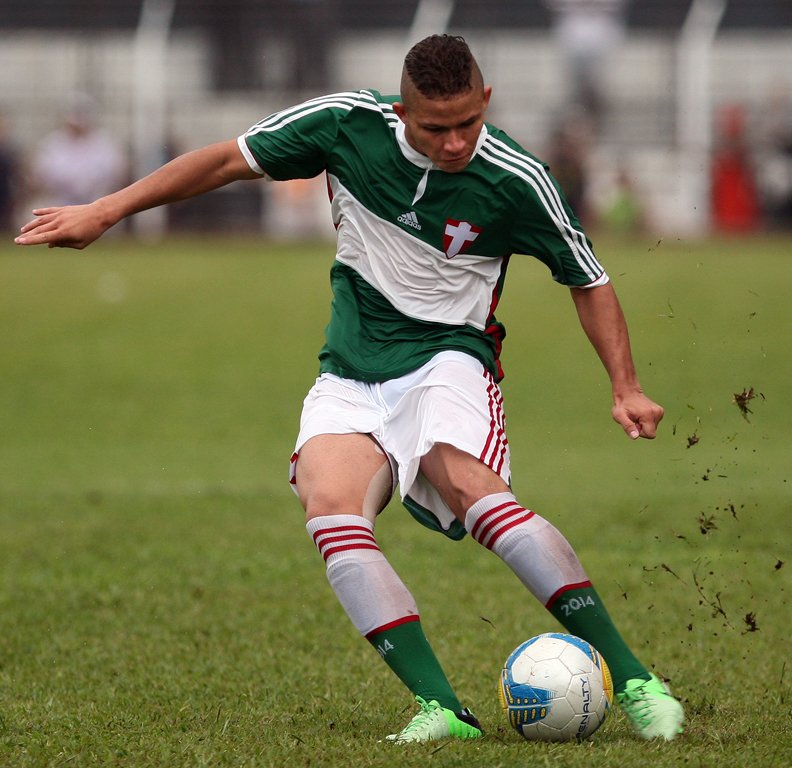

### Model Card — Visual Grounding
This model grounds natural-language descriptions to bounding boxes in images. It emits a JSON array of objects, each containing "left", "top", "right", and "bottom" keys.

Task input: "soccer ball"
[{"left": 499, "top": 632, "right": 613, "bottom": 742}]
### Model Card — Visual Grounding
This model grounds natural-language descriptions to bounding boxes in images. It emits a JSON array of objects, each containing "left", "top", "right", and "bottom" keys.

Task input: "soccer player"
[{"left": 16, "top": 35, "right": 684, "bottom": 743}]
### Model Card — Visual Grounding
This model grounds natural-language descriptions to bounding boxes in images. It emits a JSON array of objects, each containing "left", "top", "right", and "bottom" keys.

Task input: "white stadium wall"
[{"left": 3, "top": 28, "right": 792, "bottom": 235}]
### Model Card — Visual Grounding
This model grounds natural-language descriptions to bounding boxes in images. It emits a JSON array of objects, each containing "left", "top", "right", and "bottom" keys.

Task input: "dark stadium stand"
[{"left": 1, "top": 1, "right": 790, "bottom": 31}]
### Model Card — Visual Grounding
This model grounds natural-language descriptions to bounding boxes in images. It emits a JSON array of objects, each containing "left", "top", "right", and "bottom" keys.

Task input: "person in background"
[
  {"left": 0, "top": 109, "right": 22, "bottom": 233},
  {"left": 755, "top": 85, "right": 792, "bottom": 230},
  {"left": 30, "top": 94, "right": 127, "bottom": 209},
  {"left": 544, "top": 110, "right": 592, "bottom": 224},
  {"left": 544, "top": 0, "right": 628, "bottom": 128},
  {"left": 600, "top": 167, "right": 646, "bottom": 235},
  {"left": 710, "top": 103, "right": 761, "bottom": 233}
]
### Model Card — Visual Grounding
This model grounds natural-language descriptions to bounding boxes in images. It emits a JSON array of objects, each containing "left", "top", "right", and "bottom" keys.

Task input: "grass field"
[{"left": 1, "top": 232, "right": 790, "bottom": 767}]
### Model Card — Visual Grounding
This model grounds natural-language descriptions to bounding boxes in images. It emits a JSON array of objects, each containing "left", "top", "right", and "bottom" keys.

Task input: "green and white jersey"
[{"left": 238, "top": 89, "right": 607, "bottom": 382}]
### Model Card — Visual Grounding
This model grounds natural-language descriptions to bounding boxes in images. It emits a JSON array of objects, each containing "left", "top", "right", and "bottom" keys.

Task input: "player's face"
[{"left": 394, "top": 85, "right": 492, "bottom": 173}]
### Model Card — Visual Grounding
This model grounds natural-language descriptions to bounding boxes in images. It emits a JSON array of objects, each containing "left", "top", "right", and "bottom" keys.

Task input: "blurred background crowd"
[{"left": 1, "top": 0, "right": 792, "bottom": 239}]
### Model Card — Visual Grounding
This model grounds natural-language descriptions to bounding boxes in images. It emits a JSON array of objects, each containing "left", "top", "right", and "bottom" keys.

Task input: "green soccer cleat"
[
  {"left": 616, "top": 674, "right": 685, "bottom": 740},
  {"left": 385, "top": 696, "right": 483, "bottom": 744}
]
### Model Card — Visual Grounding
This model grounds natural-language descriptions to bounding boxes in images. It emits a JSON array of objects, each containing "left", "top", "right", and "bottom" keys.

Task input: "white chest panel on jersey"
[{"left": 329, "top": 174, "right": 504, "bottom": 331}]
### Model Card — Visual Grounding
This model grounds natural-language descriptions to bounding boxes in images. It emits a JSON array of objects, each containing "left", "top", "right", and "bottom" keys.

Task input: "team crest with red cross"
[{"left": 443, "top": 219, "right": 482, "bottom": 259}]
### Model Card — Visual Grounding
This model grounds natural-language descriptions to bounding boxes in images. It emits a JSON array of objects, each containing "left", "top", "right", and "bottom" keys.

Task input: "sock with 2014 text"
[{"left": 465, "top": 492, "right": 650, "bottom": 691}]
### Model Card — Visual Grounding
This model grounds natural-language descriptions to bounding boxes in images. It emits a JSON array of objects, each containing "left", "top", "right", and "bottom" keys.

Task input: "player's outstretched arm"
[
  {"left": 15, "top": 139, "right": 259, "bottom": 249},
  {"left": 570, "top": 283, "right": 664, "bottom": 440}
]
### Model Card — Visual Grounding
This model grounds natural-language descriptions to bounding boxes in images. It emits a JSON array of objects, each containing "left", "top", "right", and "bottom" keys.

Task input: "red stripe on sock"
[
  {"left": 477, "top": 505, "right": 528, "bottom": 541},
  {"left": 311, "top": 524, "right": 373, "bottom": 544},
  {"left": 364, "top": 614, "right": 420, "bottom": 640},
  {"left": 469, "top": 501, "right": 518, "bottom": 540},
  {"left": 314, "top": 530, "right": 377, "bottom": 550},
  {"left": 471, "top": 502, "right": 532, "bottom": 544},
  {"left": 320, "top": 542, "right": 381, "bottom": 562},
  {"left": 544, "top": 581, "right": 594, "bottom": 609},
  {"left": 483, "top": 511, "right": 536, "bottom": 550}
]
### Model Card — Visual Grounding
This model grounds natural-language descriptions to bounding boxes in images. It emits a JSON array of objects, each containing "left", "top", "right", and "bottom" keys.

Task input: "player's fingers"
[
  {"left": 629, "top": 410, "right": 663, "bottom": 440},
  {"left": 611, "top": 406, "right": 640, "bottom": 439},
  {"left": 613, "top": 406, "right": 662, "bottom": 440},
  {"left": 624, "top": 420, "right": 641, "bottom": 440},
  {"left": 17, "top": 208, "right": 60, "bottom": 232},
  {"left": 638, "top": 403, "right": 664, "bottom": 439},
  {"left": 15, "top": 224, "right": 59, "bottom": 246},
  {"left": 637, "top": 418, "right": 658, "bottom": 439},
  {"left": 612, "top": 399, "right": 664, "bottom": 441},
  {"left": 16, "top": 227, "right": 83, "bottom": 248},
  {"left": 17, "top": 219, "right": 47, "bottom": 235}
]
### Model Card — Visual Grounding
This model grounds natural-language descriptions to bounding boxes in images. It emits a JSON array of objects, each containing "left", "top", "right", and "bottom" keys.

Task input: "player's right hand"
[
  {"left": 15, "top": 204, "right": 111, "bottom": 250},
  {"left": 611, "top": 390, "right": 664, "bottom": 440}
]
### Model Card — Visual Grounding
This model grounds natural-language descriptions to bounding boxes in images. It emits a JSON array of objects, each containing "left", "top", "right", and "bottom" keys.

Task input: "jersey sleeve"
[
  {"left": 511, "top": 164, "right": 609, "bottom": 288},
  {"left": 238, "top": 94, "right": 348, "bottom": 181}
]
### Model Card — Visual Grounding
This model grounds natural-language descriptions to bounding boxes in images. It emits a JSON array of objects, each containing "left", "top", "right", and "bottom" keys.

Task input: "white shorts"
[{"left": 289, "top": 351, "right": 511, "bottom": 538}]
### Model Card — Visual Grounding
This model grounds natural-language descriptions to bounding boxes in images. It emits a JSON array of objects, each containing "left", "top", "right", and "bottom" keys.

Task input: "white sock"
[
  {"left": 465, "top": 492, "right": 589, "bottom": 606},
  {"left": 306, "top": 514, "right": 418, "bottom": 637}
]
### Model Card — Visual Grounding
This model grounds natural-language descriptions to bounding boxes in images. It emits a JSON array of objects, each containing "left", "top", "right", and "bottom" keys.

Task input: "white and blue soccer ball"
[{"left": 499, "top": 632, "right": 613, "bottom": 742}]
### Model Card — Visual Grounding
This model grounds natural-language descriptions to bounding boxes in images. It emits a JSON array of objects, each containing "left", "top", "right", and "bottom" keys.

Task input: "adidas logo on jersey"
[{"left": 397, "top": 211, "right": 422, "bottom": 230}]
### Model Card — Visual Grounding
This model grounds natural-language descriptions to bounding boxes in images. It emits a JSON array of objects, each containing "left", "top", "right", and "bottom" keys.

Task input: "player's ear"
[
  {"left": 392, "top": 101, "right": 407, "bottom": 122},
  {"left": 482, "top": 86, "right": 493, "bottom": 110}
]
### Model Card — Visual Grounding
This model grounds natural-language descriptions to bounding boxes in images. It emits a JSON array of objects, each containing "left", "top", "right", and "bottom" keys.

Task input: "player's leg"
[
  {"left": 295, "top": 432, "right": 481, "bottom": 741},
  {"left": 421, "top": 441, "right": 650, "bottom": 683},
  {"left": 297, "top": 433, "right": 392, "bottom": 522},
  {"left": 418, "top": 443, "right": 683, "bottom": 740}
]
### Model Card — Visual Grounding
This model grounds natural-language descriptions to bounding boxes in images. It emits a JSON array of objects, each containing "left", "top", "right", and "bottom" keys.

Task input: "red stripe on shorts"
[{"left": 480, "top": 372, "right": 508, "bottom": 472}]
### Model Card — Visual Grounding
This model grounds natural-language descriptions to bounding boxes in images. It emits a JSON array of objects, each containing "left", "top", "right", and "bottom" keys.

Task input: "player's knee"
[
  {"left": 422, "top": 443, "right": 510, "bottom": 521},
  {"left": 300, "top": 460, "right": 393, "bottom": 523},
  {"left": 302, "top": 493, "right": 364, "bottom": 522}
]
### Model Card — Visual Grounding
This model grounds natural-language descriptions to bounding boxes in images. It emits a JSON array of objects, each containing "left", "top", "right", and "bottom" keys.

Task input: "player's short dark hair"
[{"left": 403, "top": 35, "right": 478, "bottom": 99}]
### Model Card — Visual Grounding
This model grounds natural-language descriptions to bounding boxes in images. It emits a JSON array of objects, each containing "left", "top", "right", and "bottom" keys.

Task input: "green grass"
[{"left": 1, "top": 233, "right": 791, "bottom": 767}]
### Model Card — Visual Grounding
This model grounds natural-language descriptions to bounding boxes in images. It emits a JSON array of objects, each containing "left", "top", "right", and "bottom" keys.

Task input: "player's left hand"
[{"left": 611, "top": 390, "right": 664, "bottom": 440}]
